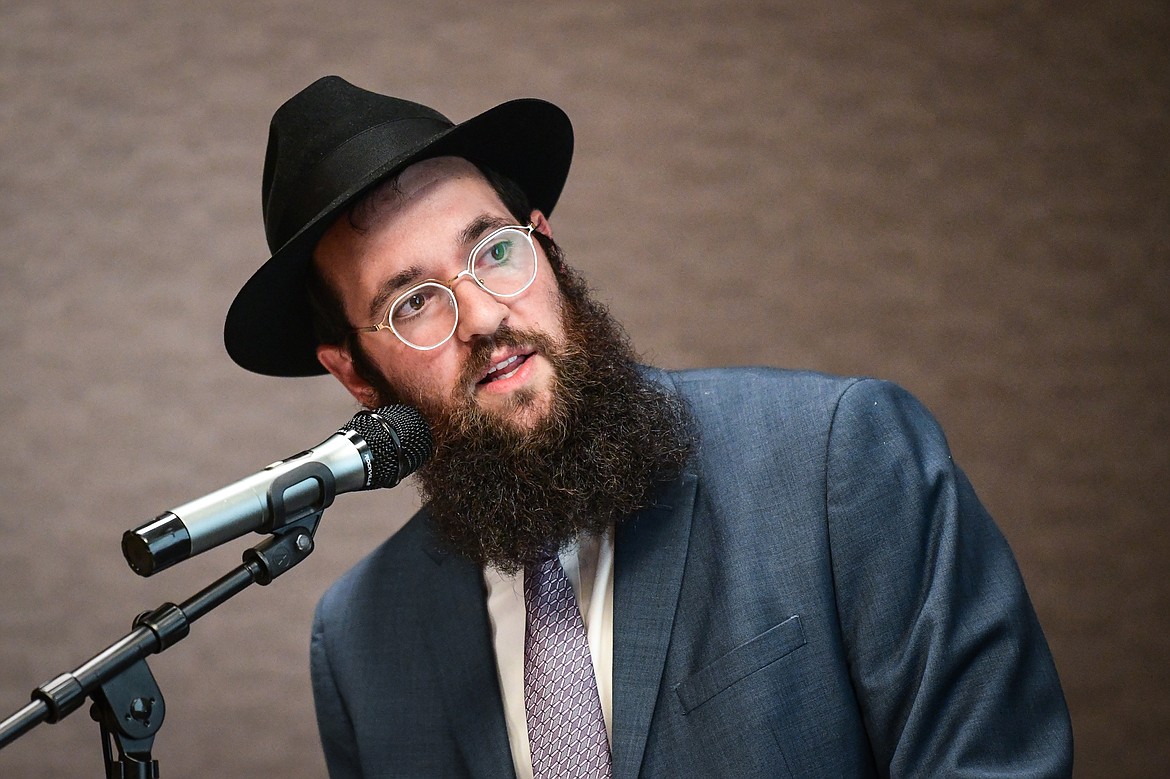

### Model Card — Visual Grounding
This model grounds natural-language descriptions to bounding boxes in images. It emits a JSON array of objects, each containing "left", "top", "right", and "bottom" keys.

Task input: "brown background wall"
[{"left": 1, "top": 1, "right": 1166, "bottom": 776}]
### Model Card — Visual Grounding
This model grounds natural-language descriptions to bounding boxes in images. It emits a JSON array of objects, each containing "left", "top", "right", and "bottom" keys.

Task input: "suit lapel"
[
  {"left": 418, "top": 540, "right": 517, "bottom": 779},
  {"left": 611, "top": 471, "right": 698, "bottom": 779}
]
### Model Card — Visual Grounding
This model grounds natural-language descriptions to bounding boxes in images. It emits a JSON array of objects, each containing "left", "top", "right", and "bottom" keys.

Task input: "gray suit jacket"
[{"left": 311, "top": 368, "right": 1073, "bottom": 777}]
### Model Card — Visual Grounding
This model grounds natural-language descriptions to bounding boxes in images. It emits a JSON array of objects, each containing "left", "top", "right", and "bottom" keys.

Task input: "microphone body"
[{"left": 123, "top": 405, "right": 430, "bottom": 576}]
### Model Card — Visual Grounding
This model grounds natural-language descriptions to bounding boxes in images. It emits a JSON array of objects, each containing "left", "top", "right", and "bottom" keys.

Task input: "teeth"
[
  {"left": 485, "top": 354, "right": 521, "bottom": 382},
  {"left": 491, "top": 355, "right": 519, "bottom": 373}
]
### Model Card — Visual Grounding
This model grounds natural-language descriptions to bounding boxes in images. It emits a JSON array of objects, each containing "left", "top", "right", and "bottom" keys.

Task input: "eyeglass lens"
[{"left": 389, "top": 226, "right": 537, "bottom": 349}]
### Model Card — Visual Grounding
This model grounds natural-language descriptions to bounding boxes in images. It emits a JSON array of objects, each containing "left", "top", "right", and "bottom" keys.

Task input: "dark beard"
[{"left": 365, "top": 252, "right": 694, "bottom": 574}]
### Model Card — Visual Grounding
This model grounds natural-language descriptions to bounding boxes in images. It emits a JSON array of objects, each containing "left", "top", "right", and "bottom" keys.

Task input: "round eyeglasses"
[{"left": 352, "top": 224, "right": 539, "bottom": 350}]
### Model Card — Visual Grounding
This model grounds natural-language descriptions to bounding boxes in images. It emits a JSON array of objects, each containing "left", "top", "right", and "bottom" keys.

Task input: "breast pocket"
[{"left": 674, "top": 614, "right": 806, "bottom": 714}]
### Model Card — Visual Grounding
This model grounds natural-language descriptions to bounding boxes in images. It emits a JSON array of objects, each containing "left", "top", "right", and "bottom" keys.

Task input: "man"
[{"left": 224, "top": 76, "right": 1073, "bottom": 777}]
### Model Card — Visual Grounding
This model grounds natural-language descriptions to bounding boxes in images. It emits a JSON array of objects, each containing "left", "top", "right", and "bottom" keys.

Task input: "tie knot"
[
  {"left": 524, "top": 551, "right": 566, "bottom": 604},
  {"left": 525, "top": 548, "right": 560, "bottom": 580},
  {"left": 534, "top": 547, "right": 560, "bottom": 566}
]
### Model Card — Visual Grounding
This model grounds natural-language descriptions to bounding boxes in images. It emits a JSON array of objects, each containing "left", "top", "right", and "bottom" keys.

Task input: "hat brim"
[{"left": 224, "top": 98, "right": 572, "bottom": 377}]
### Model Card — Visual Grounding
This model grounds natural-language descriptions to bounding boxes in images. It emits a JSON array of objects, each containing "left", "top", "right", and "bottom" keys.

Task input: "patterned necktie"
[{"left": 524, "top": 552, "right": 613, "bottom": 779}]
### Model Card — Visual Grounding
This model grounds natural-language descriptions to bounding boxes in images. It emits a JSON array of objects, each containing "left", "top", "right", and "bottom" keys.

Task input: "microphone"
[{"left": 122, "top": 405, "right": 431, "bottom": 577}]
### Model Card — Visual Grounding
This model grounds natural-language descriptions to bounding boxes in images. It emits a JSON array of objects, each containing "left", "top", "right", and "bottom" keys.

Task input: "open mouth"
[{"left": 478, "top": 352, "right": 534, "bottom": 385}]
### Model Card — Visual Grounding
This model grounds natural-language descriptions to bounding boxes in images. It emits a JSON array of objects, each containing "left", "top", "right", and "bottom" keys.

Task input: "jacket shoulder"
[
  {"left": 314, "top": 508, "right": 438, "bottom": 628},
  {"left": 651, "top": 366, "right": 870, "bottom": 449},
  {"left": 663, "top": 366, "right": 860, "bottom": 406}
]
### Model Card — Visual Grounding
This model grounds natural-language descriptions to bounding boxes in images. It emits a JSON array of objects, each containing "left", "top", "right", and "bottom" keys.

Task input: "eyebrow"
[
  {"left": 366, "top": 265, "right": 424, "bottom": 322},
  {"left": 363, "top": 214, "right": 514, "bottom": 322},
  {"left": 458, "top": 213, "right": 512, "bottom": 247}
]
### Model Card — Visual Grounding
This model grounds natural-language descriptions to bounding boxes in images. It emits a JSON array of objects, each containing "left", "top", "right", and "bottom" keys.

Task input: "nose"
[{"left": 452, "top": 278, "right": 509, "bottom": 342}]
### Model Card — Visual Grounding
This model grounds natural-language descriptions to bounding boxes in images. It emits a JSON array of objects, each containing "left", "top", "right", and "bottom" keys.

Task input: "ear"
[
  {"left": 529, "top": 209, "right": 552, "bottom": 239},
  {"left": 317, "top": 343, "right": 379, "bottom": 409}
]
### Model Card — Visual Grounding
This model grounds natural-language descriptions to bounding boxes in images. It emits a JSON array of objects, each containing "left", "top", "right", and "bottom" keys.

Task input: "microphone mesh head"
[{"left": 344, "top": 405, "right": 432, "bottom": 488}]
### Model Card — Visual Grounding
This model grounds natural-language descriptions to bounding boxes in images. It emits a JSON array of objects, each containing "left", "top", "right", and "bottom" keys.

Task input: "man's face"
[
  {"left": 313, "top": 157, "right": 566, "bottom": 429},
  {"left": 314, "top": 158, "right": 693, "bottom": 570}
]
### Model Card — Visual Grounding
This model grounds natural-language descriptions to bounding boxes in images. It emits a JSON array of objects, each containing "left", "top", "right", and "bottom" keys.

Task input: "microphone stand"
[{"left": 0, "top": 511, "right": 321, "bottom": 777}]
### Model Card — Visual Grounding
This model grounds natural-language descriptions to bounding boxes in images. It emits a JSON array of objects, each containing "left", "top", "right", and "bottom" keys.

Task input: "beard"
[{"left": 362, "top": 246, "right": 694, "bottom": 574}]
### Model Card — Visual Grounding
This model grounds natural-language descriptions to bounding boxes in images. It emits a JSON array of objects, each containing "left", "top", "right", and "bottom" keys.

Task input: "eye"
[
  {"left": 477, "top": 237, "right": 514, "bottom": 269},
  {"left": 391, "top": 288, "right": 438, "bottom": 322}
]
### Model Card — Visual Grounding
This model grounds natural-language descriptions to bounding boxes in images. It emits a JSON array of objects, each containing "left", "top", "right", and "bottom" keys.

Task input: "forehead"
[
  {"left": 313, "top": 156, "right": 505, "bottom": 279},
  {"left": 348, "top": 156, "right": 493, "bottom": 232},
  {"left": 395, "top": 156, "right": 483, "bottom": 199},
  {"left": 310, "top": 157, "right": 523, "bottom": 329}
]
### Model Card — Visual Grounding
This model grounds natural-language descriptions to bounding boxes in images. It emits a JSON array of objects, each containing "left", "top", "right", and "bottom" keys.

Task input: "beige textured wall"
[{"left": 1, "top": 1, "right": 1166, "bottom": 776}]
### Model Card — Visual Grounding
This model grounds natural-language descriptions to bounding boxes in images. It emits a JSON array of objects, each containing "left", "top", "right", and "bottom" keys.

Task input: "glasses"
[{"left": 353, "top": 224, "right": 539, "bottom": 350}]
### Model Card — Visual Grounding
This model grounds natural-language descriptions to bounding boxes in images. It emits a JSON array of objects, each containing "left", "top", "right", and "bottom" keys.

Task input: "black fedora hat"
[{"left": 224, "top": 76, "right": 573, "bottom": 377}]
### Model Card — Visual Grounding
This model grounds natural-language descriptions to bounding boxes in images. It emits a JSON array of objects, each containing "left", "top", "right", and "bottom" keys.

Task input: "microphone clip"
[
  {"left": 260, "top": 461, "right": 337, "bottom": 533},
  {"left": 245, "top": 513, "right": 320, "bottom": 587}
]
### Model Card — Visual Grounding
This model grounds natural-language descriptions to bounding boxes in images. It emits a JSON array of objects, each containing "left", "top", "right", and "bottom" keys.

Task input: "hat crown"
[{"left": 261, "top": 76, "right": 453, "bottom": 252}]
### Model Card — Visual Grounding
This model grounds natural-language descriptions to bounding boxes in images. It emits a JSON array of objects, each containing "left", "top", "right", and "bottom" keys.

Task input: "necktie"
[{"left": 524, "top": 552, "right": 612, "bottom": 779}]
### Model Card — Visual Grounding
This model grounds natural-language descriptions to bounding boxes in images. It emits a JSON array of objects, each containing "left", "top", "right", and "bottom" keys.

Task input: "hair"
[{"left": 305, "top": 160, "right": 549, "bottom": 392}]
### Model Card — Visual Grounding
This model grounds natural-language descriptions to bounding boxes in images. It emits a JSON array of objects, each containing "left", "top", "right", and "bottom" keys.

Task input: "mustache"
[{"left": 458, "top": 324, "right": 560, "bottom": 390}]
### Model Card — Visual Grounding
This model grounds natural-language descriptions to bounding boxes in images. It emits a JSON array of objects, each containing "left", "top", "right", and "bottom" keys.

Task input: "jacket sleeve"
[
  {"left": 824, "top": 379, "right": 1073, "bottom": 777},
  {"left": 311, "top": 594, "right": 364, "bottom": 779}
]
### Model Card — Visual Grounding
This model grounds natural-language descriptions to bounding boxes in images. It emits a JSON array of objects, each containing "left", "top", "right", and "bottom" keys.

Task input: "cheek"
[
  {"left": 375, "top": 348, "right": 465, "bottom": 402},
  {"left": 523, "top": 273, "right": 566, "bottom": 335}
]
